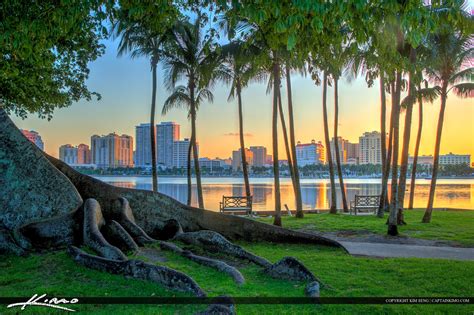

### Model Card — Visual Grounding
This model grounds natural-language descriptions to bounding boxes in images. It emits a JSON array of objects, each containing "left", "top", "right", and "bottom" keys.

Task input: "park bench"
[
  {"left": 219, "top": 196, "right": 253, "bottom": 215},
  {"left": 350, "top": 195, "right": 381, "bottom": 215}
]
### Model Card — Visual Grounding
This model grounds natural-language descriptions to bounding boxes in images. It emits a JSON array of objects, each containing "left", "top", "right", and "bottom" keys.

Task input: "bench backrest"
[
  {"left": 222, "top": 196, "right": 252, "bottom": 208},
  {"left": 354, "top": 195, "right": 380, "bottom": 207}
]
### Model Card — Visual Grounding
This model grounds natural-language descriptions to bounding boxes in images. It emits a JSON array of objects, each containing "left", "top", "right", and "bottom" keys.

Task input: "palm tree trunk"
[
  {"left": 423, "top": 82, "right": 448, "bottom": 223},
  {"left": 388, "top": 71, "right": 402, "bottom": 236},
  {"left": 150, "top": 63, "right": 158, "bottom": 192},
  {"left": 190, "top": 81, "right": 204, "bottom": 209},
  {"left": 322, "top": 72, "right": 337, "bottom": 214},
  {"left": 237, "top": 83, "right": 251, "bottom": 199},
  {"left": 186, "top": 140, "right": 192, "bottom": 206},
  {"left": 278, "top": 89, "right": 296, "bottom": 202},
  {"left": 333, "top": 78, "right": 348, "bottom": 212},
  {"left": 408, "top": 83, "right": 423, "bottom": 209},
  {"left": 285, "top": 64, "right": 303, "bottom": 218},
  {"left": 377, "top": 75, "right": 388, "bottom": 217},
  {"left": 397, "top": 49, "right": 416, "bottom": 225},
  {"left": 272, "top": 60, "right": 282, "bottom": 226}
]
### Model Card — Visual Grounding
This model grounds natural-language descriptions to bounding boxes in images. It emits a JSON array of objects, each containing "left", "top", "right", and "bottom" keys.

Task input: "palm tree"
[
  {"left": 115, "top": 23, "right": 171, "bottom": 193},
  {"left": 422, "top": 30, "right": 473, "bottom": 223},
  {"left": 220, "top": 41, "right": 265, "bottom": 202},
  {"left": 162, "top": 17, "right": 221, "bottom": 209}
]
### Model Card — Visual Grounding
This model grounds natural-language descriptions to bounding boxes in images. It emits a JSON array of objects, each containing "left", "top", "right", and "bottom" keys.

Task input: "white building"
[
  {"left": 157, "top": 122, "right": 180, "bottom": 168},
  {"left": 199, "top": 158, "right": 230, "bottom": 171},
  {"left": 135, "top": 123, "right": 155, "bottom": 168},
  {"left": 439, "top": 153, "right": 471, "bottom": 165},
  {"left": 20, "top": 129, "right": 44, "bottom": 150},
  {"left": 59, "top": 144, "right": 78, "bottom": 165},
  {"left": 359, "top": 131, "right": 386, "bottom": 165},
  {"left": 91, "top": 133, "right": 133, "bottom": 168},
  {"left": 295, "top": 140, "right": 325, "bottom": 166},
  {"left": 172, "top": 139, "right": 199, "bottom": 168}
]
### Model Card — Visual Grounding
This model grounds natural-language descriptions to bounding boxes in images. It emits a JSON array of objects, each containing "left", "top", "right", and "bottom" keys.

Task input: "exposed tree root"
[
  {"left": 102, "top": 220, "right": 139, "bottom": 254},
  {"left": 160, "top": 241, "right": 245, "bottom": 285},
  {"left": 174, "top": 230, "right": 272, "bottom": 268},
  {"left": 68, "top": 246, "right": 206, "bottom": 297}
]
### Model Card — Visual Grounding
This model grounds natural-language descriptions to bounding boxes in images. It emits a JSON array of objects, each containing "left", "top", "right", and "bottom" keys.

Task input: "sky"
[{"left": 12, "top": 35, "right": 474, "bottom": 161}]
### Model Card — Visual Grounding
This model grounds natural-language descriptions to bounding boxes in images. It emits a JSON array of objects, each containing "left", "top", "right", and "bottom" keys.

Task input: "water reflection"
[{"left": 98, "top": 177, "right": 474, "bottom": 211}]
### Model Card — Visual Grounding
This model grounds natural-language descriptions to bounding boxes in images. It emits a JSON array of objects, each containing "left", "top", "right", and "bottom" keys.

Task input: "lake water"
[{"left": 93, "top": 176, "right": 474, "bottom": 211}]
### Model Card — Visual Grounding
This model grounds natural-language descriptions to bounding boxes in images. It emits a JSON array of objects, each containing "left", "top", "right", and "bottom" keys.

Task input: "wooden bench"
[
  {"left": 219, "top": 196, "right": 253, "bottom": 215},
  {"left": 350, "top": 195, "right": 381, "bottom": 215}
]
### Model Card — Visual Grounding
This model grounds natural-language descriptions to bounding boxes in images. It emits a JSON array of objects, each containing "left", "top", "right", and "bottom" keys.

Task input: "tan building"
[
  {"left": 232, "top": 148, "right": 253, "bottom": 171},
  {"left": 91, "top": 133, "right": 133, "bottom": 168},
  {"left": 77, "top": 144, "right": 91, "bottom": 164},
  {"left": 21, "top": 129, "right": 44, "bottom": 150},
  {"left": 329, "top": 137, "right": 348, "bottom": 163},
  {"left": 358, "top": 131, "right": 387, "bottom": 165},
  {"left": 250, "top": 146, "right": 267, "bottom": 167}
]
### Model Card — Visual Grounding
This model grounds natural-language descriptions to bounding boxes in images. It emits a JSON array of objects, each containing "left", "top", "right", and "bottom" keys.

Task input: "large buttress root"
[
  {"left": 112, "top": 197, "right": 155, "bottom": 245},
  {"left": 160, "top": 241, "right": 245, "bottom": 285},
  {"left": 101, "top": 220, "right": 139, "bottom": 253},
  {"left": 173, "top": 230, "right": 272, "bottom": 268},
  {"left": 83, "top": 199, "right": 127, "bottom": 261},
  {"left": 68, "top": 246, "right": 206, "bottom": 297}
]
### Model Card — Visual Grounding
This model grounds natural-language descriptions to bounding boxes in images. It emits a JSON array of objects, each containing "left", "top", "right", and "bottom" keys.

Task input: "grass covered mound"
[
  {"left": 258, "top": 210, "right": 474, "bottom": 246},
  {"left": 1, "top": 241, "right": 473, "bottom": 314}
]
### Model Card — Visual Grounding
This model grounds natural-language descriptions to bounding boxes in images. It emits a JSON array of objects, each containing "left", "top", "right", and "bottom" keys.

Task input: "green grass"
[
  {"left": 1, "top": 241, "right": 473, "bottom": 314},
  {"left": 258, "top": 209, "right": 474, "bottom": 246}
]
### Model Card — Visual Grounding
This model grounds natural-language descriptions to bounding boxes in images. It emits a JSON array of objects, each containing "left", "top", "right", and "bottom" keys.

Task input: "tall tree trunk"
[
  {"left": 423, "top": 82, "right": 448, "bottom": 223},
  {"left": 186, "top": 139, "right": 192, "bottom": 206},
  {"left": 190, "top": 80, "right": 204, "bottom": 209},
  {"left": 272, "top": 60, "right": 282, "bottom": 226},
  {"left": 333, "top": 77, "right": 348, "bottom": 212},
  {"left": 322, "top": 72, "right": 337, "bottom": 214},
  {"left": 150, "top": 63, "right": 158, "bottom": 192},
  {"left": 278, "top": 89, "right": 296, "bottom": 202},
  {"left": 387, "top": 71, "right": 402, "bottom": 236},
  {"left": 237, "top": 82, "right": 251, "bottom": 199},
  {"left": 408, "top": 83, "right": 423, "bottom": 209},
  {"left": 377, "top": 75, "right": 388, "bottom": 217},
  {"left": 397, "top": 48, "right": 416, "bottom": 225},
  {"left": 285, "top": 64, "right": 303, "bottom": 218}
]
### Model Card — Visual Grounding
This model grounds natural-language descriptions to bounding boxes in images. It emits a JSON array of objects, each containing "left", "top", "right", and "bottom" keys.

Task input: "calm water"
[{"left": 93, "top": 176, "right": 474, "bottom": 211}]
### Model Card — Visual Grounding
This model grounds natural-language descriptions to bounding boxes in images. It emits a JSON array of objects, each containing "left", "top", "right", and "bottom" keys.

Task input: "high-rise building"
[
  {"left": 59, "top": 144, "right": 78, "bottom": 165},
  {"left": 249, "top": 146, "right": 267, "bottom": 167},
  {"left": 232, "top": 148, "right": 254, "bottom": 171},
  {"left": 172, "top": 139, "right": 199, "bottom": 168},
  {"left": 359, "top": 131, "right": 386, "bottom": 165},
  {"left": 135, "top": 123, "right": 155, "bottom": 168},
  {"left": 439, "top": 153, "right": 471, "bottom": 165},
  {"left": 295, "top": 140, "right": 325, "bottom": 166},
  {"left": 329, "top": 137, "right": 348, "bottom": 164},
  {"left": 157, "top": 122, "right": 180, "bottom": 168},
  {"left": 20, "top": 129, "right": 44, "bottom": 150},
  {"left": 77, "top": 144, "right": 91, "bottom": 164},
  {"left": 346, "top": 142, "right": 360, "bottom": 164},
  {"left": 91, "top": 133, "right": 133, "bottom": 168}
]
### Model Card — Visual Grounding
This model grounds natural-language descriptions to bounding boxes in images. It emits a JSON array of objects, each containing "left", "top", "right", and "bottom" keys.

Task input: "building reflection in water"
[{"left": 101, "top": 179, "right": 473, "bottom": 211}]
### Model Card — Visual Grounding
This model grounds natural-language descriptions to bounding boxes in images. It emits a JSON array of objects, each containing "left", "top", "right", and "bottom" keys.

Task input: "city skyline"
[{"left": 11, "top": 38, "right": 473, "bottom": 161}]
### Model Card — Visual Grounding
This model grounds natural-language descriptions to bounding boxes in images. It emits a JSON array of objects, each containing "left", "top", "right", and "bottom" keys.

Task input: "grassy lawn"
[
  {"left": 258, "top": 209, "right": 474, "bottom": 246},
  {"left": 0, "top": 241, "right": 473, "bottom": 314}
]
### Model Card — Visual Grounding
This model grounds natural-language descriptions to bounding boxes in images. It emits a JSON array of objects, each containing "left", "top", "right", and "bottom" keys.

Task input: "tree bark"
[
  {"left": 408, "top": 83, "right": 423, "bottom": 209},
  {"left": 189, "top": 79, "right": 204, "bottom": 209},
  {"left": 237, "top": 82, "right": 251, "bottom": 199},
  {"left": 387, "top": 71, "right": 402, "bottom": 236},
  {"left": 272, "top": 60, "right": 282, "bottom": 226},
  {"left": 423, "top": 82, "right": 448, "bottom": 223},
  {"left": 333, "top": 78, "right": 348, "bottom": 212},
  {"left": 322, "top": 73, "right": 337, "bottom": 214},
  {"left": 397, "top": 48, "right": 416, "bottom": 224},
  {"left": 285, "top": 64, "right": 303, "bottom": 218},
  {"left": 186, "top": 138, "right": 192, "bottom": 206},
  {"left": 150, "top": 63, "right": 158, "bottom": 192},
  {"left": 278, "top": 89, "right": 297, "bottom": 205},
  {"left": 377, "top": 75, "right": 388, "bottom": 217}
]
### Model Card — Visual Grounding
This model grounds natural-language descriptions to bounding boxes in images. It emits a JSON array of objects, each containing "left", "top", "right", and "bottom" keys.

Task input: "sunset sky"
[{"left": 12, "top": 36, "right": 474, "bottom": 161}]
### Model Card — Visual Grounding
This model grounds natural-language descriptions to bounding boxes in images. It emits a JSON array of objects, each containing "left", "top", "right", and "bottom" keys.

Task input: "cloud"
[{"left": 224, "top": 132, "right": 253, "bottom": 137}]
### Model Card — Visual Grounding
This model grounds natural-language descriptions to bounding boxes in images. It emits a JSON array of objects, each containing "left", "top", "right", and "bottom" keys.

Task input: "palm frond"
[
  {"left": 162, "top": 85, "right": 191, "bottom": 115},
  {"left": 451, "top": 83, "right": 474, "bottom": 98},
  {"left": 449, "top": 67, "right": 474, "bottom": 84}
]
